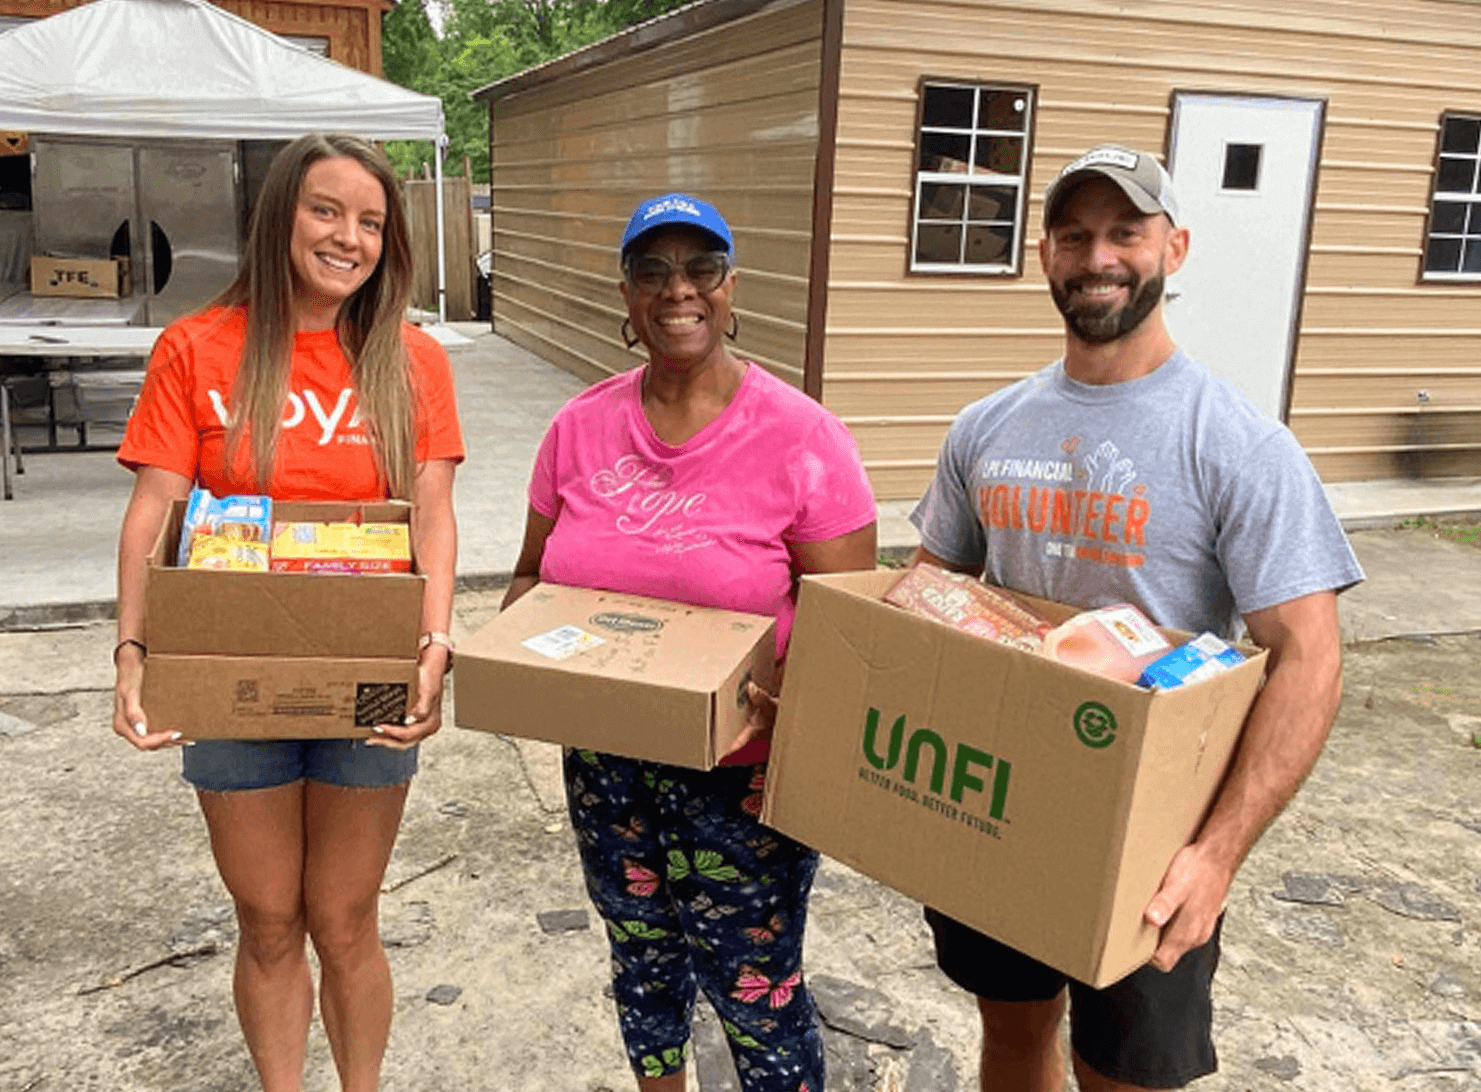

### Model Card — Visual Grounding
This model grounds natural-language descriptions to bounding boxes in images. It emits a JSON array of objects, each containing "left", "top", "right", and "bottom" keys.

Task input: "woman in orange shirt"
[{"left": 111, "top": 134, "right": 463, "bottom": 1092}]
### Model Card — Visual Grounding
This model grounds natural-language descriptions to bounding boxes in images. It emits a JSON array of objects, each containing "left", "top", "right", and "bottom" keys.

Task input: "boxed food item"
[
  {"left": 187, "top": 536, "right": 271, "bottom": 571},
  {"left": 1139, "top": 633, "right": 1245, "bottom": 690},
  {"left": 178, "top": 489, "right": 273, "bottom": 570},
  {"left": 762, "top": 569, "right": 1267, "bottom": 988},
  {"left": 270, "top": 520, "right": 413, "bottom": 573},
  {"left": 455, "top": 583, "right": 776, "bottom": 770},
  {"left": 883, "top": 563, "right": 1051, "bottom": 651},
  {"left": 140, "top": 498, "right": 423, "bottom": 739},
  {"left": 30, "top": 254, "right": 131, "bottom": 298}
]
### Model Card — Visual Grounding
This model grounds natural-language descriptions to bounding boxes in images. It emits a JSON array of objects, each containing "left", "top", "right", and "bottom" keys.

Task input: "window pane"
[
  {"left": 1222, "top": 143, "right": 1262, "bottom": 190},
  {"left": 978, "top": 90, "right": 1028, "bottom": 132},
  {"left": 912, "top": 82, "right": 1032, "bottom": 272},
  {"left": 915, "top": 222, "right": 963, "bottom": 263},
  {"left": 920, "top": 132, "right": 971, "bottom": 173},
  {"left": 1431, "top": 200, "right": 1468, "bottom": 234},
  {"left": 1436, "top": 156, "right": 1476, "bottom": 194},
  {"left": 967, "top": 184, "right": 1017, "bottom": 221},
  {"left": 1425, "top": 235, "right": 1462, "bottom": 272},
  {"left": 922, "top": 86, "right": 974, "bottom": 129},
  {"left": 919, "top": 182, "right": 966, "bottom": 220},
  {"left": 1442, "top": 116, "right": 1481, "bottom": 156},
  {"left": 974, "top": 135, "right": 1023, "bottom": 174},
  {"left": 965, "top": 224, "right": 1014, "bottom": 265},
  {"left": 1464, "top": 238, "right": 1481, "bottom": 273}
]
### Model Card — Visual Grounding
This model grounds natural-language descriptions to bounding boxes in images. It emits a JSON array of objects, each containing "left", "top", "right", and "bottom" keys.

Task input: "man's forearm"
[{"left": 1191, "top": 630, "right": 1342, "bottom": 874}]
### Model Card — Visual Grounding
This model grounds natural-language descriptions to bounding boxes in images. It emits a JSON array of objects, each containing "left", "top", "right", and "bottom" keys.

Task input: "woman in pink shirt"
[{"left": 505, "top": 194, "right": 876, "bottom": 1091}]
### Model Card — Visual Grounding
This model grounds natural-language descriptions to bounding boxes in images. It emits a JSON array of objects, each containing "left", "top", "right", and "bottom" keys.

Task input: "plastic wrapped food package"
[
  {"left": 1039, "top": 604, "right": 1172, "bottom": 683},
  {"left": 178, "top": 488, "right": 272, "bottom": 571},
  {"left": 1138, "top": 632, "right": 1245, "bottom": 689}
]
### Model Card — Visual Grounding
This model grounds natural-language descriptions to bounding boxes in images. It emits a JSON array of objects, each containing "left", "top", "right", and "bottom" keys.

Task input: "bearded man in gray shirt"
[{"left": 910, "top": 145, "right": 1364, "bottom": 1092}]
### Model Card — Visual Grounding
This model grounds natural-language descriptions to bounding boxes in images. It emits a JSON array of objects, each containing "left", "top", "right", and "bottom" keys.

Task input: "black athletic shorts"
[{"left": 925, "top": 907, "right": 1223, "bottom": 1089}]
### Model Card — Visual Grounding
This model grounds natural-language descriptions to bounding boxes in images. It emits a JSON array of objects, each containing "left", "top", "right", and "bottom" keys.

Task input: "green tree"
[{"left": 381, "top": 0, "right": 686, "bottom": 179}]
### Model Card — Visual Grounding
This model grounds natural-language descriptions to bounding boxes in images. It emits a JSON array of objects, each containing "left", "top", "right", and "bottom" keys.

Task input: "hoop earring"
[
  {"left": 726, "top": 312, "right": 739, "bottom": 342},
  {"left": 621, "top": 318, "right": 639, "bottom": 349}
]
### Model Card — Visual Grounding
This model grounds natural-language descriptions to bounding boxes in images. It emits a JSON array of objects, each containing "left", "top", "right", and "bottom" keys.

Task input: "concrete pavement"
[
  {"left": 2, "top": 322, "right": 1480, "bottom": 628},
  {"left": 2, "top": 326, "right": 1481, "bottom": 1090}
]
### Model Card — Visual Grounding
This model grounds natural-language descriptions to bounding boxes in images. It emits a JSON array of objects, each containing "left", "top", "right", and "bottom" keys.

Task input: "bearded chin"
[{"left": 1053, "top": 273, "right": 1165, "bottom": 345}]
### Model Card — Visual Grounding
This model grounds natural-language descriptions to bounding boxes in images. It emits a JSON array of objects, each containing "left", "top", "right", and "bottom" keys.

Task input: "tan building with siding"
[{"left": 477, "top": 0, "right": 1481, "bottom": 500}]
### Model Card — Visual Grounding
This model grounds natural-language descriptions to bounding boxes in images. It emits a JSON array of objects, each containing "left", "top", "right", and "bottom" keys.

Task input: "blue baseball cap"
[{"left": 620, "top": 193, "right": 734, "bottom": 259}]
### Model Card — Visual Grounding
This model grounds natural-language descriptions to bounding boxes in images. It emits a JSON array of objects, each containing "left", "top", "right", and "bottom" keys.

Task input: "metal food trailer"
[{"left": 0, "top": 0, "right": 447, "bottom": 498}]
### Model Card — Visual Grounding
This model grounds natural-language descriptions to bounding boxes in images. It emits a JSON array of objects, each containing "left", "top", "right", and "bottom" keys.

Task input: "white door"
[{"left": 1164, "top": 94, "right": 1324, "bottom": 421}]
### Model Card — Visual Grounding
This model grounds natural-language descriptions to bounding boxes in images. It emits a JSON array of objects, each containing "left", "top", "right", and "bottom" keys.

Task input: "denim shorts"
[{"left": 181, "top": 738, "right": 418, "bottom": 792}]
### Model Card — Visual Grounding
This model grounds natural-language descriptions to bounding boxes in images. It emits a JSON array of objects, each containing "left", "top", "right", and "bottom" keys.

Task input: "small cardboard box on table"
[
  {"left": 455, "top": 583, "right": 775, "bottom": 770},
  {"left": 141, "top": 499, "right": 424, "bottom": 739},
  {"left": 31, "top": 255, "right": 132, "bottom": 299},
  {"left": 761, "top": 569, "right": 1267, "bottom": 988}
]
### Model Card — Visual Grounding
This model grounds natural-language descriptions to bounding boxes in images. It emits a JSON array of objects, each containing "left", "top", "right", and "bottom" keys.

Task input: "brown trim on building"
[
  {"left": 473, "top": 0, "right": 816, "bottom": 104},
  {"left": 487, "top": 104, "right": 498, "bottom": 334},
  {"left": 1417, "top": 111, "right": 1449, "bottom": 287},
  {"left": 1413, "top": 109, "right": 1481, "bottom": 288},
  {"left": 802, "top": 0, "right": 844, "bottom": 401}
]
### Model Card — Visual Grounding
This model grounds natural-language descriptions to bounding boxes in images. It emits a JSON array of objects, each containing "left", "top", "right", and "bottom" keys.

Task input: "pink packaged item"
[
  {"left": 1040, "top": 604, "right": 1172, "bottom": 684},
  {"left": 884, "top": 564, "right": 1052, "bottom": 652}
]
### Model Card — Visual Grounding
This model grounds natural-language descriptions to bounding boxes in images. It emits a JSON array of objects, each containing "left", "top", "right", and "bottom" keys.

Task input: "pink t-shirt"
[{"left": 531, "top": 360, "right": 876, "bottom": 700}]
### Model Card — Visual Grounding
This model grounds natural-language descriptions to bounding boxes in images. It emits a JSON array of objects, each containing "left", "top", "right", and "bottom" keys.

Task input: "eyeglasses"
[{"left": 623, "top": 251, "right": 731, "bottom": 294}]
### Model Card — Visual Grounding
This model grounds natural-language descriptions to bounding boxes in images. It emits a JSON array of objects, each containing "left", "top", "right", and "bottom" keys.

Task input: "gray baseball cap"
[{"left": 1043, "top": 145, "right": 1179, "bottom": 226}]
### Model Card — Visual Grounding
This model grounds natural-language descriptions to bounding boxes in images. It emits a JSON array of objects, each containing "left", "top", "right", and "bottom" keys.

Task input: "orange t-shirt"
[{"left": 118, "top": 306, "right": 464, "bottom": 501}]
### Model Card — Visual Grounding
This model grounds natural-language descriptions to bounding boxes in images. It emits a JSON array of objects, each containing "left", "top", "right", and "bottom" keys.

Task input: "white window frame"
[
  {"left": 1423, "top": 111, "right": 1481, "bottom": 283},
  {"left": 909, "top": 80, "right": 1035, "bottom": 276}
]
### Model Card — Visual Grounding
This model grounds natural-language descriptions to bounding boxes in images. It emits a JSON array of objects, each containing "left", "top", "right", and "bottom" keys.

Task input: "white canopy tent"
[{"left": 0, "top": 0, "right": 451, "bottom": 320}]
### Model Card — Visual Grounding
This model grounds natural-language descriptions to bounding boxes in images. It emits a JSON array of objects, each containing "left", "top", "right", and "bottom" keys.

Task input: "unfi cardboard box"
[
  {"left": 762, "top": 570, "right": 1267, "bottom": 988},
  {"left": 31, "top": 255, "right": 132, "bottom": 298},
  {"left": 140, "top": 499, "right": 424, "bottom": 739},
  {"left": 456, "top": 584, "right": 775, "bottom": 769}
]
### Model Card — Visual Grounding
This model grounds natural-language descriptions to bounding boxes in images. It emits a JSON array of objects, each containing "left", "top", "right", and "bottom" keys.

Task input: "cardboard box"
[
  {"left": 762, "top": 570, "right": 1267, "bottom": 988},
  {"left": 30, "top": 255, "right": 131, "bottom": 298},
  {"left": 455, "top": 583, "right": 775, "bottom": 769},
  {"left": 141, "top": 499, "right": 424, "bottom": 739}
]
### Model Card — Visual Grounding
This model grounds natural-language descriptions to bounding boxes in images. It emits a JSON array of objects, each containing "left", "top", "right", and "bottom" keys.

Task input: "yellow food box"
[
  {"left": 270, "top": 522, "right": 412, "bottom": 573},
  {"left": 187, "top": 535, "right": 270, "bottom": 571}
]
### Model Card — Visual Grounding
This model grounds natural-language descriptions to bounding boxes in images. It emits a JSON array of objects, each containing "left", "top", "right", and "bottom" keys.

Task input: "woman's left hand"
[
  {"left": 718, "top": 668, "right": 782, "bottom": 761},
  {"left": 368, "top": 644, "right": 449, "bottom": 750}
]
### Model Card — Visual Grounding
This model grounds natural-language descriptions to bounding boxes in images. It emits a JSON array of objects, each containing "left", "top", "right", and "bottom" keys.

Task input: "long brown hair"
[{"left": 216, "top": 134, "right": 417, "bottom": 498}]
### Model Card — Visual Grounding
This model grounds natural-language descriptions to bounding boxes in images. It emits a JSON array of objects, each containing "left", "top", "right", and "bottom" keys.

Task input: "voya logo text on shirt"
[{"left": 207, "top": 388, "right": 364, "bottom": 446}]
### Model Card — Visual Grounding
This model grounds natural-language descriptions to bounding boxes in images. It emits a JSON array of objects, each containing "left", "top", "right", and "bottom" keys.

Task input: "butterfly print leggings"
[{"left": 564, "top": 748, "right": 825, "bottom": 1092}]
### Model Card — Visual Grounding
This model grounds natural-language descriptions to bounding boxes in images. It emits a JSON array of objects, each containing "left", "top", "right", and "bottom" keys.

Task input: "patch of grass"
[{"left": 1405, "top": 516, "right": 1481, "bottom": 551}]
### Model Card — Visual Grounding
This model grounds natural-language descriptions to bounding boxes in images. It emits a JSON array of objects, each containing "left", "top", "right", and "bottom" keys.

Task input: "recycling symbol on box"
[{"left": 1073, "top": 701, "right": 1117, "bottom": 749}]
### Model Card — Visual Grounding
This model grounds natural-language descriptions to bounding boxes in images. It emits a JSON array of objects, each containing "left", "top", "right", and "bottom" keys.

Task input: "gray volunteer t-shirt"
[{"left": 910, "top": 351, "right": 1364, "bottom": 638}]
